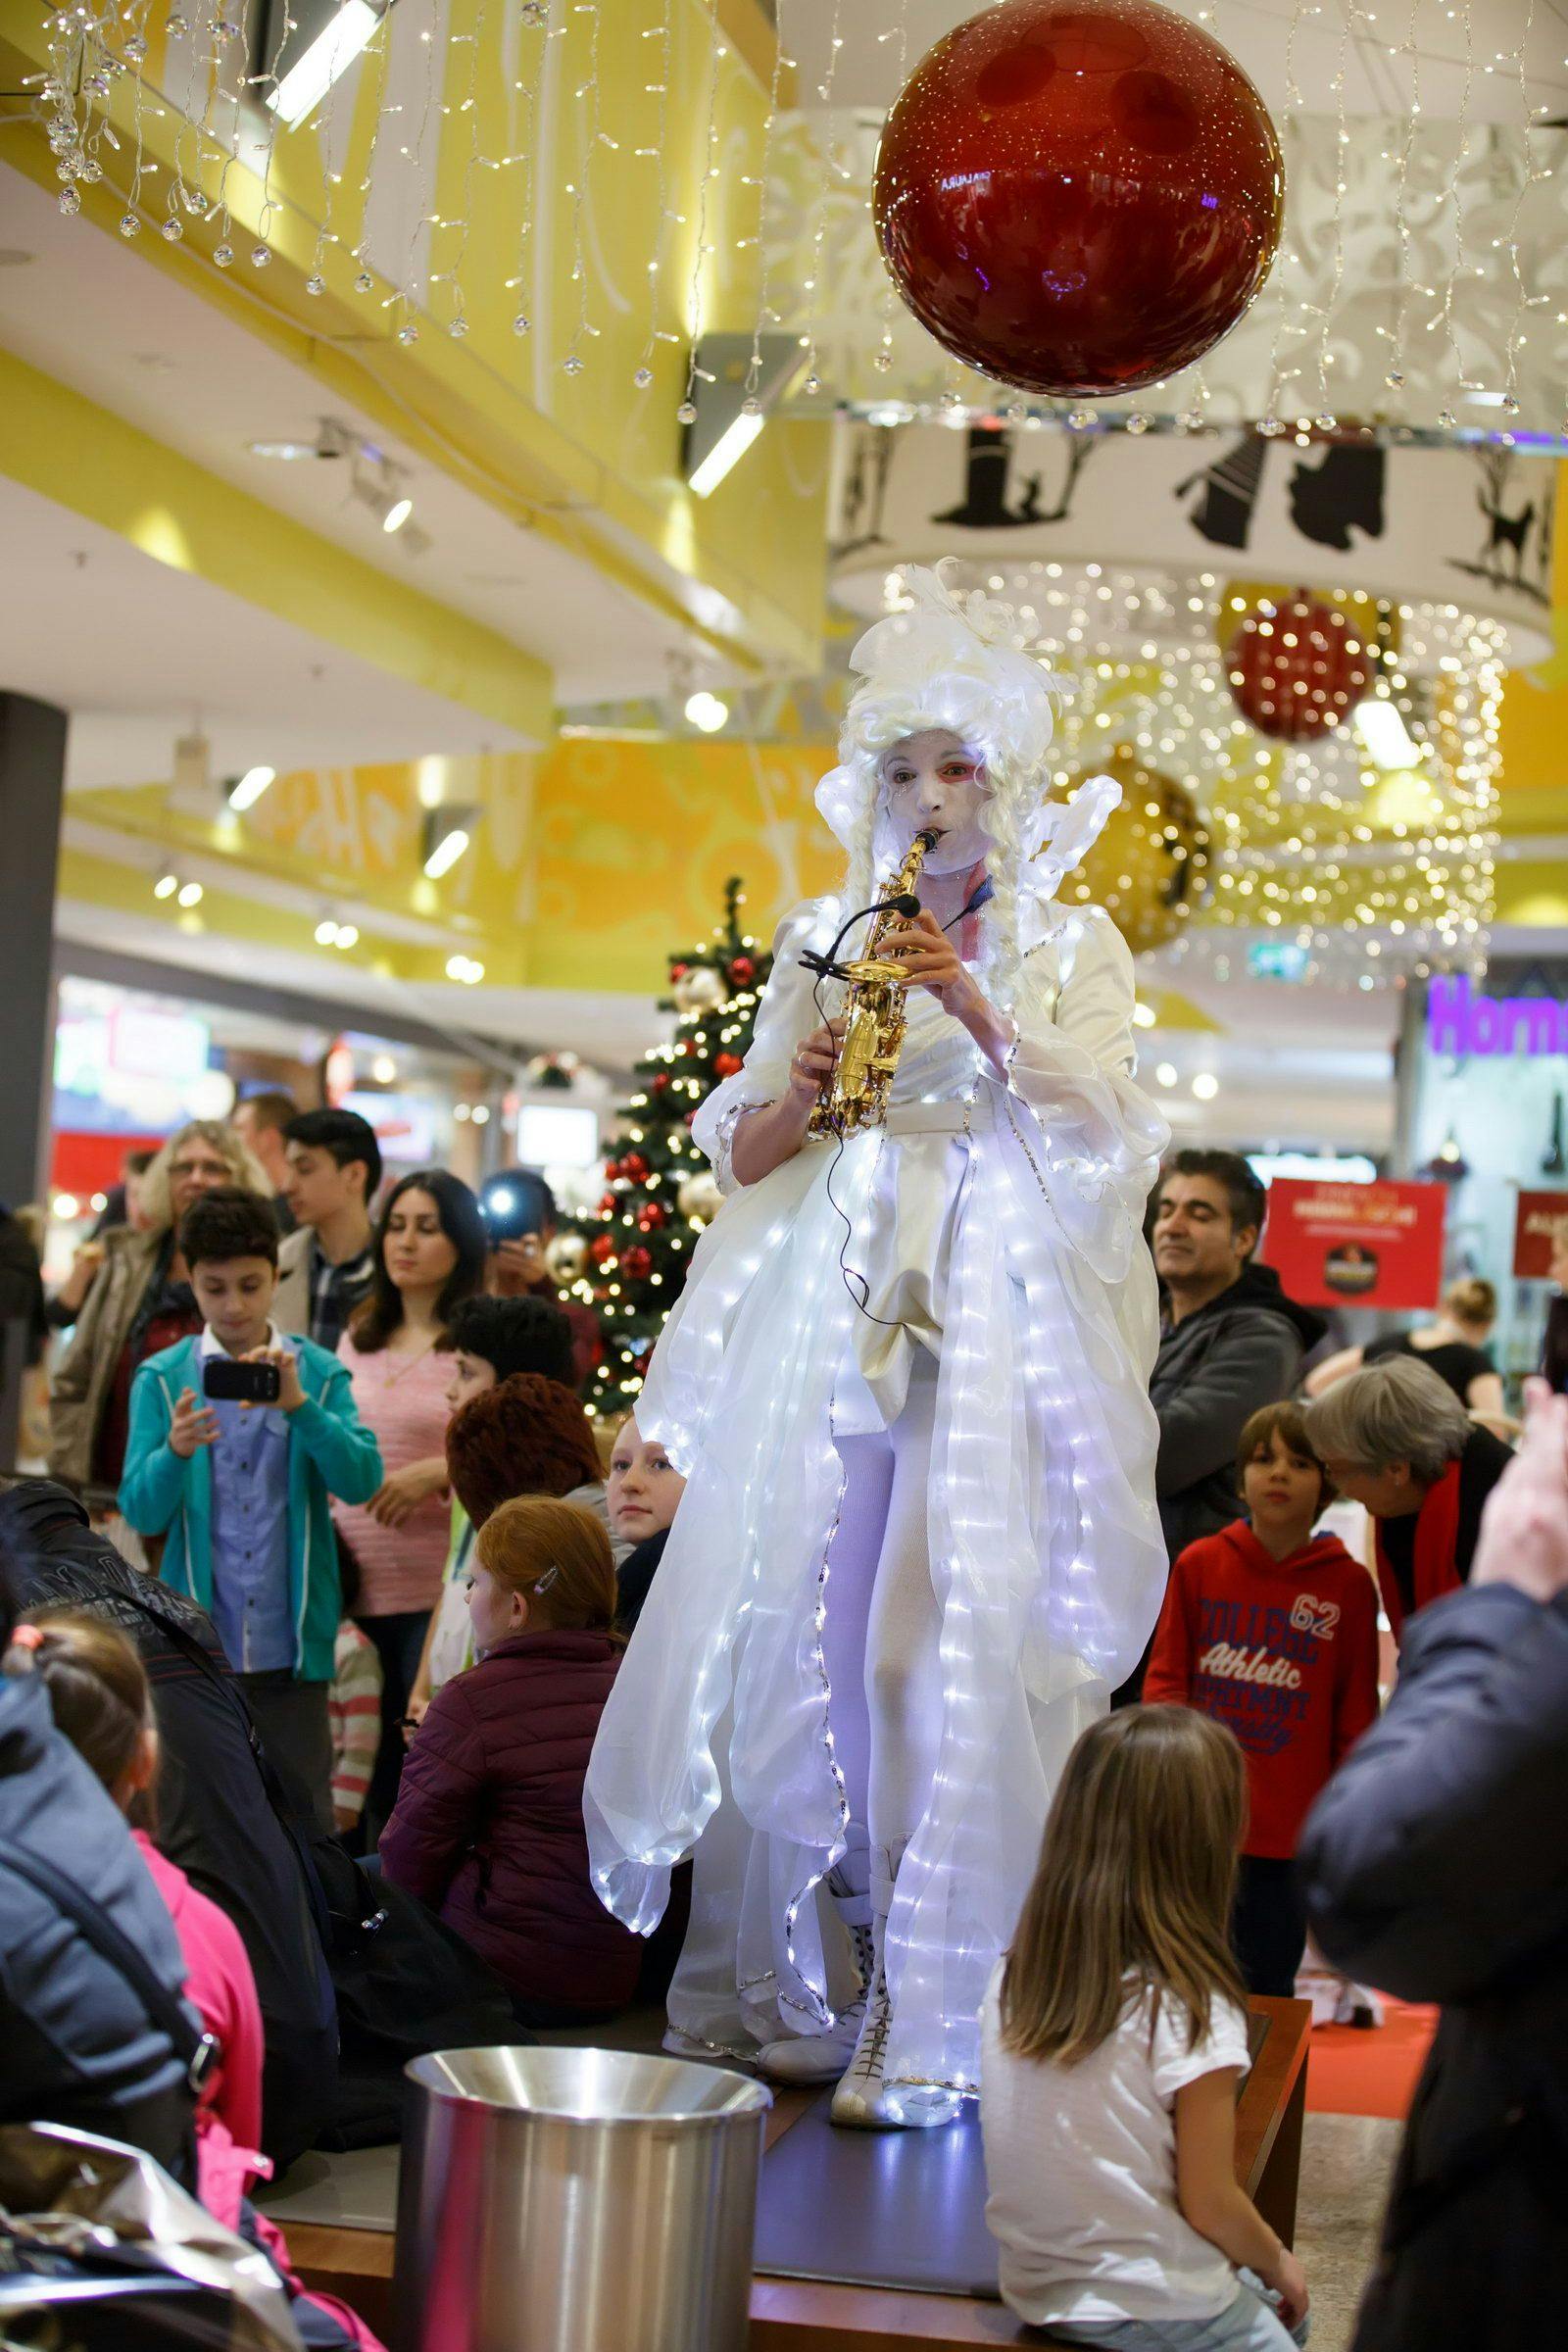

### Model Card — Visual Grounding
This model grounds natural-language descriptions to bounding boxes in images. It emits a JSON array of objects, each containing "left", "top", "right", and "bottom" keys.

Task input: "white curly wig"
[{"left": 815, "top": 564, "right": 1119, "bottom": 1012}]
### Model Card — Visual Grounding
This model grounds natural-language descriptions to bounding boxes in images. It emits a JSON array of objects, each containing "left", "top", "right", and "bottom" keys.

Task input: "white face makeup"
[{"left": 878, "top": 729, "right": 993, "bottom": 874}]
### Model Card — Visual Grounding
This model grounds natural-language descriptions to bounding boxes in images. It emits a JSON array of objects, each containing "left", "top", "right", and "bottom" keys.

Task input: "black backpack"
[{"left": 304, "top": 1836, "right": 523, "bottom": 2149}]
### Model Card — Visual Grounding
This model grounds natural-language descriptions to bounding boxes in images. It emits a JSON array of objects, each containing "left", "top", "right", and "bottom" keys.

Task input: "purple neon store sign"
[{"left": 1428, "top": 973, "right": 1568, "bottom": 1056}]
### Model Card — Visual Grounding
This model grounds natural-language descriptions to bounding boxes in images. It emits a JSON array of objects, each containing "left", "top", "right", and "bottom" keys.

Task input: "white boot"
[
  {"left": 758, "top": 1829, "right": 873, "bottom": 2085},
  {"left": 830, "top": 1844, "right": 962, "bottom": 2132}
]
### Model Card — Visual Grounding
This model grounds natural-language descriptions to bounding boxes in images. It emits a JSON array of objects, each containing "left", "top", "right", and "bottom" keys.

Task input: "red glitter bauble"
[
  {"left": 713, "top": 1053, "right": 744, "bottom": 1079},
  {"left": 730, "top": 956, "right": 756, "bottom": 984},
  {"left": 597, "top": 1192, "right": 617, "bottom": 1216},
  {"left": 588, "top": 1233, "right": 616, "bottom": 1266},
  {"left": 651, "top": 1072, "right": 670, "bottom": 1097},
  {"left": 621, "top": 1245, "right": 654, "bottom": 1281},
  {"left": 872, "top": 0, "right": 1284, "bottom": 396},
  {"left": 637, "top": 1201, "right": 667, "bottom": 1233},
  {"left": 1225, "top": 593, "right": 1371, "bottom": 741},
  {"left": 621, "top": 1152, "right": 649, "bottom": 1181}
]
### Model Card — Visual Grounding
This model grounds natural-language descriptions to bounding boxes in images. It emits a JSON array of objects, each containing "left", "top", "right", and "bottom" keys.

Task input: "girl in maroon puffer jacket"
[{"left": 379, "top": 1495, "right": 641, "bottom": 2025}]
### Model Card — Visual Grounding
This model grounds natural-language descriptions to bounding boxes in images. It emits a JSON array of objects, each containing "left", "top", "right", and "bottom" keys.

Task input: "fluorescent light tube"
[
  {"left": 1354, "top": 700, "right": 1420, "bottom": 770},
  {"left": 689, "top": 410, "right": 764, "bottom": 499},
  {"left": 423, "top": 826, "right": 470, "bottom": 879},
  {"left": 228, "top": 764, "right": 275, "bottom": 810},
  {"left": 267, "top": 0, "right": 380, "bottom": 131}
]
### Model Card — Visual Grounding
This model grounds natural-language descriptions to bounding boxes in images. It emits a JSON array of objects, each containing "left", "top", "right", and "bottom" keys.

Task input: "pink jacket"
[{"left": 135, "top": 1833, "right": 384, "bottom": 2351}]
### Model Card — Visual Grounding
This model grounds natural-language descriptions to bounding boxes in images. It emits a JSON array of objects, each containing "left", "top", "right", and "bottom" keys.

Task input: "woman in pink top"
[
  {"left": 333, "top": 1168, "right": 486, "bottom": 1833},
  {"left": 27, "top": 1610, "right": 384, "bottom": 2351}
]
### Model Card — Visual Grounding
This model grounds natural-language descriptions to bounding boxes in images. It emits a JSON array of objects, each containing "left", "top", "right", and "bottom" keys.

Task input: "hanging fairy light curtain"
[{"left": 25, "top": 0, "right": 1568, "bottom": 442}]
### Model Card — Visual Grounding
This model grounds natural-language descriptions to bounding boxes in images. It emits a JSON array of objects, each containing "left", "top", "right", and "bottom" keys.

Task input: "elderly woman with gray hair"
[
  {"left": 47, "top": 1120, "right": 270, "bottom": 1506},
  {"left": 1302, "top": 1355, "right": 1514, "bottom": 1647}
]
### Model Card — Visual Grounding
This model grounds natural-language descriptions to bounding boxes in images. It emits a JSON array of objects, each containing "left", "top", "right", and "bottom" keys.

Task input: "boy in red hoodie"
[{"left": 1144, "top": 1398, "right": 1380, "bottom": 1996}]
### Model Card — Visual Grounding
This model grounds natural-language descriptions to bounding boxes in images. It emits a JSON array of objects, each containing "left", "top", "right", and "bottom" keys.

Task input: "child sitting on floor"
[
  {"left": 981, "top": 1707, "right": 1309, "bottom": 2352},
  {"left": 1144, "top": 1399, "right": 1380, "bottom": 1997},
  {"left": 379, "top": 1494, "right": 641, "bottom": 2027}
]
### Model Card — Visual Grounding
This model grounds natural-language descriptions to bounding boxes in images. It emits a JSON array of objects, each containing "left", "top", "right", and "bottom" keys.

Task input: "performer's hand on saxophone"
[
  {"left": 788, "top": 1018, "right": 847, "bottom": 1106},
  {"left": 881, "top": 910, "right": 974, "bottom": 1016}
]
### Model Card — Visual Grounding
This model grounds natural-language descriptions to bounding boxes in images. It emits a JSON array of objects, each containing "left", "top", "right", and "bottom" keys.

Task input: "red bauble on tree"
[
  {"left": 620, "top": 1152, "right": 649, "bottom": 1182},
  {"left": 730, "top": 956, "right": 756, "bottom": 984},
  {"left": 713, "top": 1053, "right": 744, "bottom": 1079},
  {"left": 589, "top": 1233, "right": 617, "bottom": 1267},
  {"left": 1225, "top": 593, "right": 1370, "bottom": 741},
  {"left": 872, "top": 0, "right": 1284, "bottom": 397},
  {"left": 636, "top": 1201, "right": 667, "bottom": 1233},
  {"left": 621, "top": 1245, "right": 654, "bottom": 1281}
]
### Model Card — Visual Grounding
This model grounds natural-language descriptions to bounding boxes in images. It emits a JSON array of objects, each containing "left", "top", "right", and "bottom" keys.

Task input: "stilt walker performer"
[{"left": 586, "top": 567, "right": 1170, "bottom": 2128}]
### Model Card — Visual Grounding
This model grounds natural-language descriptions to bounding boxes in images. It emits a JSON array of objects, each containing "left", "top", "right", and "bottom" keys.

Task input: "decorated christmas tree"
[{"left": 569, "top": 879, "right": 774, "bottom": 1415}]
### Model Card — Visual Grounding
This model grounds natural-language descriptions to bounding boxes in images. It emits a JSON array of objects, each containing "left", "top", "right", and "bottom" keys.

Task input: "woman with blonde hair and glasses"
[{"left": 47, "top": 1120, "right": 270, "bottom": 1509}]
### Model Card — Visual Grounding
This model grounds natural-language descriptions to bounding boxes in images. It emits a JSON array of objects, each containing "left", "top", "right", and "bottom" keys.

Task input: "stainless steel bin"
[{"left": 393, "top": 2045, "right": 771, "bottom": 2352}]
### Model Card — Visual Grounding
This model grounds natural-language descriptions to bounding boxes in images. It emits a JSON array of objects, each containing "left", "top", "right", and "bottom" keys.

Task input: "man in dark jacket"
[
  {"left": 0, "top": 1564, "right": 198, "bottom": 2181},
  {"left": 1150, "top": 1150, "right": 1326, "bottom": 1561},
  {"left": 0, "top": 1478, "right": 337, "bottom": 2169},
  {"left": 1298, "top": 1380, "right": 1568, "bottom": 2352}
]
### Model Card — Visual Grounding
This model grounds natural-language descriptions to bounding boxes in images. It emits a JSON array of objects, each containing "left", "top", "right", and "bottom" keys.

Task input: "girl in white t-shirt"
[{"left": 980, "top": 1706, "right": 1309, "bottom": 2351}]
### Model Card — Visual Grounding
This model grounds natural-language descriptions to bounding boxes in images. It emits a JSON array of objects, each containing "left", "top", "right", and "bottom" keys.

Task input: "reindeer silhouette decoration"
[{"left": 1446, "top": 450, "right": 1550, "bottom": 605}]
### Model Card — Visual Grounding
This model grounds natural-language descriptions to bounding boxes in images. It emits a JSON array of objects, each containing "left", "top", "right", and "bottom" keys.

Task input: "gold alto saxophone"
[{"left": 808, "top": 828, "right": 939, "bottom": 1141}]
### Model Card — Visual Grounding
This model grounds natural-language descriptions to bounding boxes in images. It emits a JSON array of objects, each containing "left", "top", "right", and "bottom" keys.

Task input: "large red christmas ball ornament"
[
  {"left": 873, "top": 0, "right": 1285, "bottom": 396},
  {"left": 729, "top": 956, "right": 756, "bottom": 984},
  {"left": 636, "top": 1201, "right": 667, "bottom": 1234},
  {"left": 621, "top": 1245, "right": 654, "bottom": 1281},
  {"left": 713, "top": 1053, "right": 744, "bottom": 1079},
  {"left": 588, "top": 1233, "right": 617, "bottom": 1267},
  {"left": 1225, "top": 593, "right": 1371, "bottom": 741},
  {"left": 621, "top": 1152, "right": 649, "bottom": 1182}
]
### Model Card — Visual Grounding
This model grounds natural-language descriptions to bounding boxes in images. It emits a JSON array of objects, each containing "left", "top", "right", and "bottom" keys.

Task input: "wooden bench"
[{"left": 281, "top": 1995, "right": 1310, "bottom": 2350}]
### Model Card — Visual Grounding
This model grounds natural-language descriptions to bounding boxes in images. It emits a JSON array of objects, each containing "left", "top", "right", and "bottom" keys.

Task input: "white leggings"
[{"left": 819, "top": 1355, "right": 943, "bottom": 1892}]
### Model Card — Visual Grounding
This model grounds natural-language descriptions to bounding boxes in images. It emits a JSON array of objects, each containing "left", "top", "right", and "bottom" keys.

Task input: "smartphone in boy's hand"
[{"left": 203, "top": 1356, "right": 282, "bottom": 1406}]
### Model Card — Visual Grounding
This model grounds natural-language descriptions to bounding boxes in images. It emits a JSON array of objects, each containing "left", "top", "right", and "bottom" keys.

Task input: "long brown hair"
[
  {"left": 24, "top": 1610, "right": 157, "bottom": 1826},
  {"left": 999, "top": 1706, "right": 1247, "bottom": 2066},
  {"left": 475, "top": 1496, "right": 619, "bottom": 1642}
]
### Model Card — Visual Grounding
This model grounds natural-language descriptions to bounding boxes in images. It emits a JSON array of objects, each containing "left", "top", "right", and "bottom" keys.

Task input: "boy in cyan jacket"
[
  {"left": 1145, "top": 1398, "right": 1380, "bottom": 1999},
  {"left": 120, "top": 1186, "right": 381, "bottom": 1831}
]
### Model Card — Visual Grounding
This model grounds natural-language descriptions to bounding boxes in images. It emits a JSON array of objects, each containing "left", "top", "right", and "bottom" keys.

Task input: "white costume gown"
[{"left": 585, "top": 886, "right": 1169, "bottom": 2096}]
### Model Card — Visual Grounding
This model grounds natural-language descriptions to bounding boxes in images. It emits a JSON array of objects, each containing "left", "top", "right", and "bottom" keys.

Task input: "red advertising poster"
[
  {"left": 1513, "top": 1190, "right": 1568, "bottom": 1279},
  {"left": 1261, "top": 1178, "right": 1447, "bottom": 1312}
]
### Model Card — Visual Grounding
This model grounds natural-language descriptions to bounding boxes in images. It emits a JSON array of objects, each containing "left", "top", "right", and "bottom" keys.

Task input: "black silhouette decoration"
[
  {"left": 1448, "top": 450, "right": 1551, "bottom": 606},
  {"left": 1288, "top": 446, "right": 1387, "bottom": 550},
  {"left": 930, "top": 427, "right": 1096, "bottom": 529},
  {"left": 1176, "top": 432, "right": 1267, "bottom": 549}
]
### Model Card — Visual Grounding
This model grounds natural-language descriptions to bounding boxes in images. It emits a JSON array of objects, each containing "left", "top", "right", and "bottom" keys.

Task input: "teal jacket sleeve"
[
  {"left": 117, "top": 1364, "right": 187, "bottom": 1535},
  {"left": 291, "top": 1354, "right": 384, "bottom": 1505}
]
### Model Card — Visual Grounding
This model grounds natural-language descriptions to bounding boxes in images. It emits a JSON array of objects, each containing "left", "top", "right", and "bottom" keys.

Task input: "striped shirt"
[{"left": 329, "top": 1621, "right": 382, "bottom": 1825}]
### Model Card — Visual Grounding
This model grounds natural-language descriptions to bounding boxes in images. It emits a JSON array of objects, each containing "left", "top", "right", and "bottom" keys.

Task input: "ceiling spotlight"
[
  {"left": 315, "top": 917, "right": 340, "bottom": 947},
  {"left": 1192, "top": 1071, "right": 1220, "bottom": 1101},
  {"left": 445, "top": 954, "right": 485, "bottom": 985},
  {"left": 382, "top": 494, "right": 414, "bottom": 535},
  {"left": 334, "top": 923, "right": 359, "bottom": 951},
  {"left": 1132, "top": 1002, "right": 1157, "bottom": 1029},
  {"left": 684, "top": 690, "right": 729, "bottom": 734},
  {"left": 353, "top": 457, "right": 416, "bottom": 536},
  {"left": 154, "top": 871, "right": 178, "bottom": 901},
  {"left": 1154, "top": 1062, "right": 1178, "bottom": 1088},
  {"left": 248, "top": 419, "right": 354, "bottom": 464},
  {"left": 176, "top": 881, "right": 204, "bottom": 908},
  {"left": 471, "top": 1104, "right": 490, "bottom": 1125},
  {"left": 227, "top": 764, "right": 275, "bottom": 811},
  {"left": 370, "top": 1054, "right": 397, "bottom": 1084},
  {"left": 267, "top": 0, "right": 384, "bottom": 130}
]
